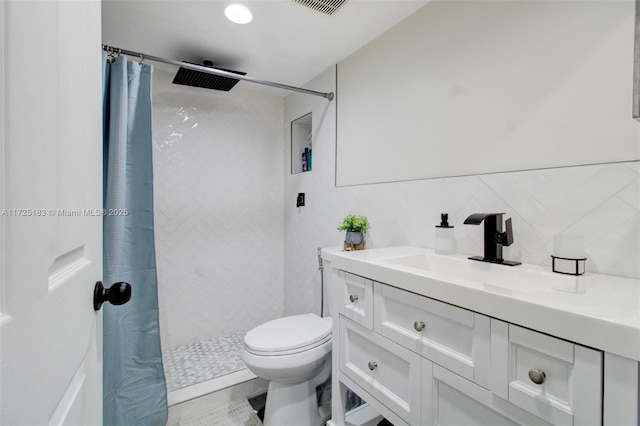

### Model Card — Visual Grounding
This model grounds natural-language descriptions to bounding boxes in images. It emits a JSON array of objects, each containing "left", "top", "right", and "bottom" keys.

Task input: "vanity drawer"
[
  {"left": 338, "top": 271, "right": 373, "bottom": 329},
  {"left": 491, "top": 320, "right": 603, "bottom": 425},
  {"left": 422, "top": 360, "right": 555, "bottom": 426},
  {"left": 339, "top": 318, "right": 421, "bottom": 425},
  {"left": 374, "top": 283, "right": 491, "bottom": 388}
]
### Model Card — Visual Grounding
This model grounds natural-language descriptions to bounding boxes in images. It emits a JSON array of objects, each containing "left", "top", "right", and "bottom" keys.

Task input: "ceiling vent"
[{"left": 290, "top": 0, "right": 349, "bottom": 16}]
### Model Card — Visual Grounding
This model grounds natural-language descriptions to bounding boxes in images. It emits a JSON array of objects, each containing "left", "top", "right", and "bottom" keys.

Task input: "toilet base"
[{"left": 263, "top": 359, "right": 331, "bottom": 426}]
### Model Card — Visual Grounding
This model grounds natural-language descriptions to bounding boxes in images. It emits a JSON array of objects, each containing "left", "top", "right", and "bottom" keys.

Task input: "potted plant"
[{"left": 337, "top": 214, "right": 369, "bottom": 250}]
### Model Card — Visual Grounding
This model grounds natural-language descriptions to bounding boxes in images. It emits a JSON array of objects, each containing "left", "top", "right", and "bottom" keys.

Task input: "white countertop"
[{"left": 322, "top": 246, "right": 640, "bottom": 361}]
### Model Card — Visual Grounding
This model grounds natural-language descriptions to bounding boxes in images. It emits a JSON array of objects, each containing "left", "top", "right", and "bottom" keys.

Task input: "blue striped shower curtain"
[{"left": 102, "top": 52, "right": 167, "bottom": 425}]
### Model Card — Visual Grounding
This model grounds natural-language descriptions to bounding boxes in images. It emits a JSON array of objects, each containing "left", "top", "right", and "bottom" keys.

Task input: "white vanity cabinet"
[
  {"left": 332, "top": 271, "right": 606, "bottom": 426},
  {"left": 422, "top": 359, "right": 554, "bottom": 426},
  {"left": 339, "top": 319, "right": 422, "bottom": 425},
  {"left": 374, "top": 283, "right": 491, "bottom": 389},
  {"left": 490, "top": 321, "right": 602, "bottom": 425},
  {"left": 339, "top": 272, "right": 374, "bottom": 329}
]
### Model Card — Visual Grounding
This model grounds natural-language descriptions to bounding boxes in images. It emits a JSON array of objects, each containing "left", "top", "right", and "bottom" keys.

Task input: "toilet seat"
[{"left": 244, "top": 313, "right": 332, "bottom": 356}]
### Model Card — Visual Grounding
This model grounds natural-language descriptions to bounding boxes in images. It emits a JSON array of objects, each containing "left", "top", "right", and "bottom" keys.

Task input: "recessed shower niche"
[{"left": 291, "top": 112, "right": 312, "bottom": 174}]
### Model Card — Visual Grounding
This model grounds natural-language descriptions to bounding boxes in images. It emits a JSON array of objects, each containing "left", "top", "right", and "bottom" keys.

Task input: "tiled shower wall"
[
  {"left": 152, "top": 69, "right": 285, "bottom": 350},
  {"left": 283, "top": 67, "right": 640, "bottom": 318}
]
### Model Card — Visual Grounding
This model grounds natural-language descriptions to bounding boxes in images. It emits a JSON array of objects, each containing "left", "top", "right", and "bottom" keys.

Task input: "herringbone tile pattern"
[{"left": 152, "top": 70, "right": 284, "bottom": 350}]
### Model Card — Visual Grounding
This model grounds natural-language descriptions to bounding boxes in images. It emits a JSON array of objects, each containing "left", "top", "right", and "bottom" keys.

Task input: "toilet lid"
[{"left": 244, "top": 314, "right": 332, "bottom": 353}]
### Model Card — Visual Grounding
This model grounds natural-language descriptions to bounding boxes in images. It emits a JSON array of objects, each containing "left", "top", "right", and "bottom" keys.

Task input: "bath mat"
[{"left": 178, "top": 397, "right": 262, "bottom": 426}]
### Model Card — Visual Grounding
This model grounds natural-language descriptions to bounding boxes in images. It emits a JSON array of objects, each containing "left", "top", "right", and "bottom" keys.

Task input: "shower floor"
[{"left": 163, "top": 332, "right": 247, "bottom": 392}]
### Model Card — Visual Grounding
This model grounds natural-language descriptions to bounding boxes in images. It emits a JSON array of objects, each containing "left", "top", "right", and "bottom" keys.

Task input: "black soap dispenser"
[{"left": 435, "top": 213, "right": 456, "bottom": 254}]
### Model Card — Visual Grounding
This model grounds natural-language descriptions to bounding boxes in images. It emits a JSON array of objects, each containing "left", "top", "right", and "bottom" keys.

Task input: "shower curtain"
[{"left": 102, "top": 52, "right": 168, "bottom": 425}]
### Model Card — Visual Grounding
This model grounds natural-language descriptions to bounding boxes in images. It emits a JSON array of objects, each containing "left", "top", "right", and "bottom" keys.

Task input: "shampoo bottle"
[
  {"left": 302, "top": 149, "right": 308, "bottom": 172},
  {"left": 435, "top": 213, "right": 456, "bottom": 254}
]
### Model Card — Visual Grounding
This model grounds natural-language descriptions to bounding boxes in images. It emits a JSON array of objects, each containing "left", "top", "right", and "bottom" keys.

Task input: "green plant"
[{"left": 337, "top": 214, "right": 370, "bottom": 234}]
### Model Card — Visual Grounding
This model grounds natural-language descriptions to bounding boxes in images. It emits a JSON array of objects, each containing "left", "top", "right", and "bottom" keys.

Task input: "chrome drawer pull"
[
  {"left": 414, "top": 321, "right": 426, "bottom": 332},
  {"left": 349, "top": 294, "right": 358, "bottom": 303},
  {"left": 368, "top": 361, "right": 378, "bottom": 371},
  {"left": 528, "top": 369, "right": 546, "bottom": 385}
]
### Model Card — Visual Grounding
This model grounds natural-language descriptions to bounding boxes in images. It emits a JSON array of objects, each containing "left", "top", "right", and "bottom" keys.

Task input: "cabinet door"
[
  {"left": 491, "top": 320, "right": 603, "bottom": 425},
  {"left": 422, "top": 359, "right": 552, "bottom": 426},
  {"left": 374, "top": 282, "right": 491, "bottom": 388},
  {"left": 339, "top": 318, "right": 421, "bottom": 425},
  {"left": 339, "top": 272, "right": 374, "bottom": 329}
]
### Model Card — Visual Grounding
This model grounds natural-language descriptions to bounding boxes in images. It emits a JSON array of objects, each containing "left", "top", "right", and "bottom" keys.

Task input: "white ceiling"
[{"left": 102, "top": 0, "right": 429, "bottom": 95}]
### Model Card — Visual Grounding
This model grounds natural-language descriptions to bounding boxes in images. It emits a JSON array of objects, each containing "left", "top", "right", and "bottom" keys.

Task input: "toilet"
[{"left": 242, "top": 257, "right": 334, "bottom": 426}]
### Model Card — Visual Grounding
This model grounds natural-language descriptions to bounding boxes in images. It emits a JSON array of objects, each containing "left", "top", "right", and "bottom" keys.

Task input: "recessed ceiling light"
[{"left": 225, "top": 4, "right": 253, "bottom": 24}]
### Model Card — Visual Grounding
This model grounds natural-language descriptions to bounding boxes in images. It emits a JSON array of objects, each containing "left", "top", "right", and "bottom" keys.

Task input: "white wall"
[
  {"left": 284, "top": 66, "right": 639, "bottom": 317},
  {"left": 152, "top": 70, "right": 285, "bottom": 350},
  {"left": 337, "top": 0, "right": 640, "bottom": 185}
]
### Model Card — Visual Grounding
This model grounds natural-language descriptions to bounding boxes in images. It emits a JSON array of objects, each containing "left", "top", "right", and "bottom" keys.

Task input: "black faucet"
[{"left": 463, "top": 213, "right": 521, "bottom": 266}]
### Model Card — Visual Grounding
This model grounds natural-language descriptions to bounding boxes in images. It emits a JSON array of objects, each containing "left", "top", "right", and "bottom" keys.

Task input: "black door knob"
[{"left": 93, "top": 281, "right": 131, "bottom": 311}]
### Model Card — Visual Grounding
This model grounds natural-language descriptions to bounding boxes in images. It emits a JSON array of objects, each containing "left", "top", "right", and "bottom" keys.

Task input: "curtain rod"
[{"left": 103, "top": 45, "right": 334, "bottom": 101}]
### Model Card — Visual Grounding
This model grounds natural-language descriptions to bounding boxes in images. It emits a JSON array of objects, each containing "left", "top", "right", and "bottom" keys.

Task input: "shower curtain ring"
[
  {"left": 139, "top": 54, "right": 144, "bottom": 65},
  {"left": 106, "top": 46, "right": 115, "bottom": 63}
]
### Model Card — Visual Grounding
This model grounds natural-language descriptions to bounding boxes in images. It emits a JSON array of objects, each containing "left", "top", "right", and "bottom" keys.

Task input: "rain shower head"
[{"left": 172, "top": 60, "right": 246, "bottom": 91}]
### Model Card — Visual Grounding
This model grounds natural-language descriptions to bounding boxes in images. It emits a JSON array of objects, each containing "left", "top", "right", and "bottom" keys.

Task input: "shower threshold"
[{"left": 167, "top": 368, "right": 261, "bottom": 407}]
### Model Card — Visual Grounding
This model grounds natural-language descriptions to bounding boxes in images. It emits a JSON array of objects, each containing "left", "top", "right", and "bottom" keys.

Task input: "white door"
[{"left": 0, "top": 1, "right": 104, "bottom": 425}]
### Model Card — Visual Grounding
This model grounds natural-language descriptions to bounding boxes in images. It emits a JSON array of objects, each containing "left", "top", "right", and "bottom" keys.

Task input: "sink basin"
[{"left": 381, "top": 253, "right": 582, "bottom": 294}]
